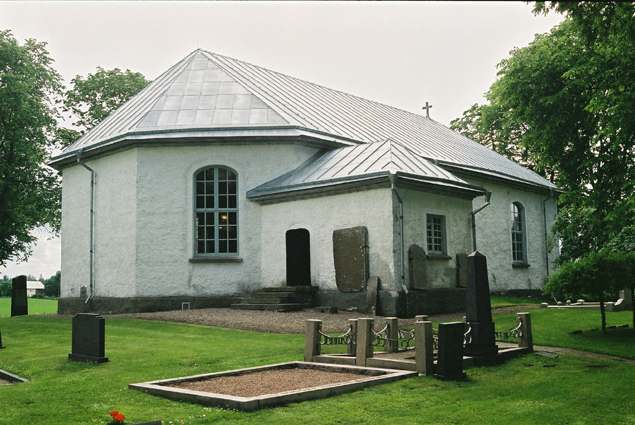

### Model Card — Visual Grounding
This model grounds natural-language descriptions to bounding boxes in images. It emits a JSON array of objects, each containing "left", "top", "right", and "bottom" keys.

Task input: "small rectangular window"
[{"left": 426, "top": 215, "right": 446, "bottom": 254}]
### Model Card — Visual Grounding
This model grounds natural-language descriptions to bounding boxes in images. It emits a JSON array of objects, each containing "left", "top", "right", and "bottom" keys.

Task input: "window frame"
[
  {"left": 511, "top": 202, "right": 527, "bottom": 264},
  {"left": 193, "top": 166, "right": 239, "bottom": 257},
  {"left": 426, "top": 214, "right": 447, "bottom": 255}
]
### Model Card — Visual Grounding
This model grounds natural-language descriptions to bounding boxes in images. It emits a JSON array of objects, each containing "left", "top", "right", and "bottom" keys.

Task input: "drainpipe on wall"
[
  {"left": 389, "top": 175, "right": 409, "bottom": 317},
  {"left": 542, "top": 188, "right": 555, "bottom": 277},
  {"left": 471, "top": 190, "right": 492, "bottom": 252},
  {"left": 76, "top": 149, "right": 95, "bottom": 304}
]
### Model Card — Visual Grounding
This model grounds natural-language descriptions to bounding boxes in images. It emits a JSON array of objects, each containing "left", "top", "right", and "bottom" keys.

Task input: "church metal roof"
[
  {"left": 52, "top": 49, "right": 555, "bottom": 191},
  {"left": 247, "top": 140, "right": 485, "bottom": 201}
]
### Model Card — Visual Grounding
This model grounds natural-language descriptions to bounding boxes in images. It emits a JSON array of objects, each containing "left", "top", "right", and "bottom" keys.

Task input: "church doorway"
[{"left": 286, "top": 228, "right": 311, "bottom": 286}]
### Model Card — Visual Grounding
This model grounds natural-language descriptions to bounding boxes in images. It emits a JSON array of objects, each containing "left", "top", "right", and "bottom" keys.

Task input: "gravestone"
[
  {"left": 11, "top": 275, "right": 28, "bottom": 317},
  {"left": 435, "top": 322, "right": 466, "bottom": 381},
  {"left": 364, "top": 276, "right": 379, "bottom": 314},
  {"left": 615, "top": 289, "right": 633, "bottom": 310},
  {"left": 333, "top": 226, "right": 369, "bottom": 292},
  {"left": 455, "top": 253, "right": 468, "bottom": 287},
  {"left": 463, "top": 251, "right": 498, "bottom": 357},
  {"left": 0, "top": 328, "right": 4, "bottom": 349},
  {"left": 68, "top": 313, "right": 109, "bottom": 363},
  {"left": 408, "top": 245, "right": 427, "bottom": 290}
]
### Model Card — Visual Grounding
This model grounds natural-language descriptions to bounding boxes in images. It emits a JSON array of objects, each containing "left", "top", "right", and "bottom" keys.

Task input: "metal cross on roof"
[{"left": 423, "top": 102, "right": 433, "bottom": 118}]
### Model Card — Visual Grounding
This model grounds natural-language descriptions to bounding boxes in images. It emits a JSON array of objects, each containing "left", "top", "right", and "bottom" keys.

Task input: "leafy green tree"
[
  {"left": 62, "top": 67, "right": 149, "bottom": 135},
  {"left": 42, "top": 270, "right": 60, "bottom": 298},
  {"left": 605, "top": 226, "right": 635, "bottom": 328},
  {"left": 0, "top": 30, "right": 63, "bottom": 267},
  {"left": 0, "top": 278, "right": 10, "bottom": 297},
  {"left": 451, "top": 4, "right": 635, "bottom": 263},
  {"left": 543, "top": 251, "right": 630, "bottom": 333}
]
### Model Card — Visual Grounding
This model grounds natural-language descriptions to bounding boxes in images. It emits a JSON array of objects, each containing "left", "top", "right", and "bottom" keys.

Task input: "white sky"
[{"left": 0, "top": 1, "right": 563, "bottom": 280}]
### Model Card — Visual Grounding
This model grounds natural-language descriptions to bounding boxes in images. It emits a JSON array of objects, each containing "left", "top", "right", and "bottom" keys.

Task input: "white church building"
[{"left": 50, "top": 50, "right": 559, "bottom": 317}]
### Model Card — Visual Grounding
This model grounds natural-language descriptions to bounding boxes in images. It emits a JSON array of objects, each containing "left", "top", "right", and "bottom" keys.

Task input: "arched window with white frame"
[
  {"left": 511, "top": 202, "right": 526, "bottom": 263},
  {"left": 194, "top": 166, "right": 238, "bottom": 255}
]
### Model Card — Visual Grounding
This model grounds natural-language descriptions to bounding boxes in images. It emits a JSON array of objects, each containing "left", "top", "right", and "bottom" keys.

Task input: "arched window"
[
  {"left": 511, "top": 203, "right": 526, "bottom": 263},
  {"left": 195, "top": 167, "right": 238, "bottom": 255}
]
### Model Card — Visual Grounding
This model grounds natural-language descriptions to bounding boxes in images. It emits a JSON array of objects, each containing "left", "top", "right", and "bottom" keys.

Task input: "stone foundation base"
[{"left": 58, "top": 296, "right": 241, "bottom": 315}]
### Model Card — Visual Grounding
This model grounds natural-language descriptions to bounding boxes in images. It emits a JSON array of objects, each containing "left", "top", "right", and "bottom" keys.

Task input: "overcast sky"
[{"left": 0, "top": 1, "right": 564, "bottom": 280}]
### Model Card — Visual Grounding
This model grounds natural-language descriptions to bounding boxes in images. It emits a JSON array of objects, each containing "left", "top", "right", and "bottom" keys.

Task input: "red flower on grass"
[
  {"left": 114, "top": 413, "right": 125, "bottom": 422},
  {"left": 110, "top": 410, "right": 119, "bottom": 417}
]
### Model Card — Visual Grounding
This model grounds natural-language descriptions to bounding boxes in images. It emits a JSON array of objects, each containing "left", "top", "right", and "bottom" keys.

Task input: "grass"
[
  {"left": 0, "top": 297, "right": 58, "bottom": 318},
  {"left": 0, "top": 309, "right": 634, "bottom": 424},
  {"left": 489, "top": 295, "right": 544, "bottom": 309}
]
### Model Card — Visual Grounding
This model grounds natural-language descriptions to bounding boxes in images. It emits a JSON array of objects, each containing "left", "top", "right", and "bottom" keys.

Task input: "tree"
[
  {"left": 451, "top": 4, "right": 635, "bottom": 263},
  {"left": 543, "top": 251, "right": 630, "bottom": 333},
  {"left": 0, "top": 30, "right": 63, "bottom": 267},
  {"left": 62, "top": 67, "right": 149, "bottom": 135},
  {"left": 605, "top": 226, "right": 635, "bottom": 328},
  {"left": 42, "top": 270, "right": 60, "bottom": 298}
]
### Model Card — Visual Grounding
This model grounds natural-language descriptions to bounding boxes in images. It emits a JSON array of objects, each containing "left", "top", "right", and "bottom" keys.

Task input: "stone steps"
[{"left": 231, "top": 286, "right": 316, "bottom": 312}]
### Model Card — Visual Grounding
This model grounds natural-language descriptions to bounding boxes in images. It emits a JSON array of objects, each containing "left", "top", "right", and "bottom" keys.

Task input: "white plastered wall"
[
  {"left": 60, "top": 148, "right": 138, "bottom": 298},
  {"left": 133, "top": 143, "right": 319, "bottom": 297},
  {"left": 259, "top": 187, "right": 395, "bottom": 291},
  {"left": 466, "top": 177, "right": 558, "bottom": 291},
  {"left": 396, "top": 188, "right": 474, "bottom": 290}
]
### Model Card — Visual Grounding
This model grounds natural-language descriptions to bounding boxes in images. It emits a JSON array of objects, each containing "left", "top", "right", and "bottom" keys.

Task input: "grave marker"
[
  {"left": 408, "top": 244, "right": 427, "bottom": 289},
  {"left": 11, "top": 275, "right": 28, "bottom": 317},
  {"left": 435, "top": 322, "right": 466, "bottom": 381},
  {"left": 463, "top": 251, "right": 498, "bottom": 357},
  {"left": 69, "top": 313, "right": 109, "bottom": 363},
  {"left": 333, "top": 226, "right": 369, "bottom": 292}
]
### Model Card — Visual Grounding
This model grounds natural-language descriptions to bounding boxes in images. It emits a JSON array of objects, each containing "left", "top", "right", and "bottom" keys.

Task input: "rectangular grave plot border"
[{"left": 130, "top": 361, "right": 416, "bottom": 412}]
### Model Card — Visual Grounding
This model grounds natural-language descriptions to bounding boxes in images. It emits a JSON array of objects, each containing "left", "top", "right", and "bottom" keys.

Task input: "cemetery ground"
[
  {"left": 0, "top": 297, "right": 58, "bottom": 317},
  {"left": 0, "top": 302, "right": 634, "bottom": 424}
]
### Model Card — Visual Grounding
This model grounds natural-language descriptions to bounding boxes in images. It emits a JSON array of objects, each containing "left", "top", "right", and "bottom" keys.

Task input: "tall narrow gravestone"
[
  {"left": 0, "top": 328, "right": 5, "bottom": 349},
  {"left": 463, "top": 251, "right": 498, "bottom": 357},
  {"left": 69, "top": 313, "right": 109, "bottom": 363},
  {"left": 11, "top": 275, "right": 28, "bottom": 317},
  {"left": 435, "top": 322, "right": 466, "bottom": 381}
]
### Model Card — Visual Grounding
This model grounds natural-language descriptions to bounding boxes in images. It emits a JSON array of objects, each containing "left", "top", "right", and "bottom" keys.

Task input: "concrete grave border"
[
  {"left": 0, "top": 369, "right": 29, "bottom": 384},
  {"left": 130, "top": 361, "right": 416, "bottom": 412}
]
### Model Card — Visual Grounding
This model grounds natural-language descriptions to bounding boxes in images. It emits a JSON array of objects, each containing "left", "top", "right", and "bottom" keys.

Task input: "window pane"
[
  {"left": 228, "top": 226, "right": 237, "bottom": 238},
  {"left": 196, "top": 213, "right": 204, "bottom": 226},
  {"left": 196, "top": 196, "right": 204, "bottom": 209},
  {"left": 219, "top": 213, "right": 228, "bottom": 225},
  {"left": 205, "top": 168, "right": 214, "bottom": 180},
  {"left": 219, "top": 226, "right": 227, "bottom": 239},
  {"left": 219, "top": 240, "right": 228, "bottom": 253},
  {"left": 219, "top": 196, "right": 227, "bottom": 208},
  {"left": 228, "top": 196, "right": 237, "bottom": 209},
  {"left": 206, "top": 226, "right": 215, "bottom": 239},
  {"left": 196, "top": 171, "right": 205, "bottom": 181},
  {"left": 228, "top": 181, "right": 237, "bottom": 194},
  {"left": 229, "top": 240, "right": 237, "bottom": 253},
  {"left": 196, "top": 182, "right": 205, "bottom": 195},
  {"left": 206, "top": 195, "right": 214, "bottom": 209},
  {"left": 218, "top": 168, "right": 227, "bottom": 180},
  {"left": 197, "top": 226, "right": 204, "bottom": 239},
  {"left": 197, "top": 241, "right": 205, "bottom": 254},
  {"left": 206, "top": 241, "right": 215, "bottom": 253},
  {"left": 206, "top": 213, "right": 214, "bottom": 225},
  {"left": 206, "top": 181, "right": 214, "bottom": 195},
  {"left": 219, "top": 182, "right": 227, "bottom": 195},
  {"left": 228, "top": 170, "right": 236, "bottom": 181},
  {"left": 228, "top": 212, "right": 237, "bottom": 224}
]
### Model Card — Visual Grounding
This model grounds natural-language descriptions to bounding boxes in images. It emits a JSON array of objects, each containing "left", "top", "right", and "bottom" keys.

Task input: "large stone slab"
[
  {"left": 11, "top": 276, "right": 28, "bottom": 317},
  {"left": 435, "top": 322, "right": 466, "bottom": 381},
  {"left": 455, "top": 253, "right": 468, "bottom": 288},
  {"left": 464, "top": 251, "right": 497, "bottom": 357},
  {"left": 69, "top": 313, "right": 108, "bottom": 363},
  {"left": 408, "top": 245, "right": 427, "bottom": 290},
  {"left": 333, "top": 226, "right": 369, "bottom": 292}
]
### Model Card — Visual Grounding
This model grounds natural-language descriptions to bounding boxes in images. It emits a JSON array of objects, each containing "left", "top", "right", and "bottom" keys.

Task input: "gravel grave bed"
[
  {"left": 0, "top": 378, "right": 12, "bottom": 386},
  {"left": 167, "top": 368, "right": 366, "bottom": 398}
]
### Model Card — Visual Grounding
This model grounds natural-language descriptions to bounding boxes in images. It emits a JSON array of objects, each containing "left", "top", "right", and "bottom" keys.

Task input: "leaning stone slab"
[
  {"left": 332, "top": 226, "right": 369, "bottom": 292},
  {"left": 0, "top": 369, "right": 29, "bottom": 384},
  {"left": 130, "top": 362, "right": 416, "bottom": 412},
  {"left": 69, "top": 313, "right": 108, "bottom": 363}
]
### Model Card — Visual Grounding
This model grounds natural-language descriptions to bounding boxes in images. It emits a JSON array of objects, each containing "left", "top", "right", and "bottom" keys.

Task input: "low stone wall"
[{"left": 57, "top": 296, "right": 240, "bottom": 315}]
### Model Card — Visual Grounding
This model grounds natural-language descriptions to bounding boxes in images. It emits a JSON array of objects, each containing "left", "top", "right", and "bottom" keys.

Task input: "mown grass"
[
  {"left": 490, "top": 294, "right": 543, "bottom": 309},
  {"left": 0, "top": 297, "right": 58, "bottom": 318},
  {"left": 0, "top": 309, "right": 634, "bottom": 424}
]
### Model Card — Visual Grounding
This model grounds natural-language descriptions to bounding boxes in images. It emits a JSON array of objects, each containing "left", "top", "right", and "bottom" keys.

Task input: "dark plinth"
[
  {"left": 435, "top": 322, "right": 467, "bottom": 381},
  {"left": 464, "top": 251, "right": 498, "bottom": 357},
  {"left": 0, "top": 328, "right": 5, "bottom": 349},
  {"left": 11, "top": 275, "right": 28, "bottom": 317},
  {"left": 69, "top": 313, "right": 108, "bottom": 363}
]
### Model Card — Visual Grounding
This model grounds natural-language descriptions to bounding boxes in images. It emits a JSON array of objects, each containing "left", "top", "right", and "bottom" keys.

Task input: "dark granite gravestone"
[
  {"left": 455, "top": 253, "right": 468, "bottom": 288},
  {"left": 408, "top": 244, "right": 427, "bottom": 290},
  {"left": 463, "top": 251, "right": 498, "bottom": 357},
  {"left": 435, "top": 322, "right": 466, "bottom": 381},
  {"left": 333, "top": 226, "right": 369, "bottom": 292},
  {"left": 0, "top": 328, "right": 5, "bottom": 349},
  {"left": 69, "top": 313, "right": 109, "bottom": 363},
  {"left": 11, "top": 275, "right": 28, "bottom": 317}
]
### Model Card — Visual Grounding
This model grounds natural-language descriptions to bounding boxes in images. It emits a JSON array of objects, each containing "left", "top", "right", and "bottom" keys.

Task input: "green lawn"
[
  {"left": 0, "top": 297, "right": 58, "bottom": 318},
  {"left": 0, "top": 309, "right": 633, "bottom": 424},
  {"left": 490, "top": 294, "right": 544, "bottom": 309}
]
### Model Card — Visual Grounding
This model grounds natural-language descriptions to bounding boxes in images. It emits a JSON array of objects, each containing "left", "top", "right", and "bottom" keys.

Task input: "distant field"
[{"left": 0, "top": 297, "right": 58, "bottom": 317}]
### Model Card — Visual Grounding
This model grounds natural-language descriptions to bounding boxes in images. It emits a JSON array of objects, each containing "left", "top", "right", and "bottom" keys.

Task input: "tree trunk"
[{"left": 599, "top": 293, "right": 606, "bottom": 334}]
